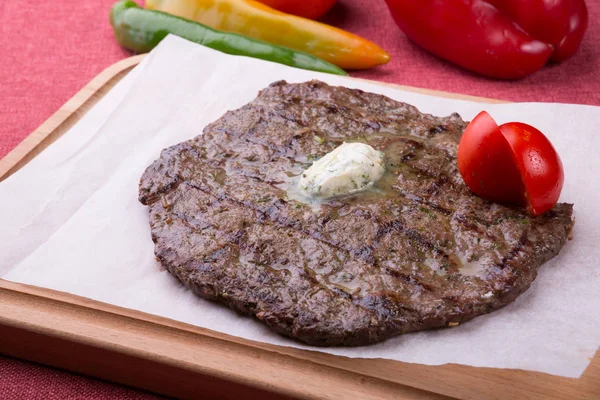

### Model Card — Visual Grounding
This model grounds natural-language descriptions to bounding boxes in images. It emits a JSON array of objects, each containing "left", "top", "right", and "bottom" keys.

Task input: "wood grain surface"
[{"left": 0, "top": 55, "right": 597, "bottom": 400}]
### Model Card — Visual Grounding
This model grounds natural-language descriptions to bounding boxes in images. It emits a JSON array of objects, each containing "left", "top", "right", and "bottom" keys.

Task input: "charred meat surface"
[{"left": 139, "top": 80, "right": 573, "bottom": 346}]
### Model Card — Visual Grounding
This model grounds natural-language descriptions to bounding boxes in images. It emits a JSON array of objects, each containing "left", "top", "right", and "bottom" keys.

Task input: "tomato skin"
[
  {"left": 457, "top": 111, "right": 525, "bottom": 205},
  {"left": 255, "top": 0, "right": 337, "bottom": 20},
  {"left": 499, "top": 122, "right": 565, "bottom": 215},
  {"left": 458, "top": 111, "right": 564, "bottom": 216}
]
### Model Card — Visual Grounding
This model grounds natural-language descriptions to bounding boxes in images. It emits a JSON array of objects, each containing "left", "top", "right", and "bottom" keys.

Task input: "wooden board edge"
[
  {"left": 1, "top": 278, "right": 598, "bottom": 400},
  {"left": 0, "top": 324, "right": 288, "bottom": 400},
  {"left": 0, "top": 279, "right": 450, "bottom": 400},
  {"left": 1, "top": 54, "right": 597, "bottom": 400}
]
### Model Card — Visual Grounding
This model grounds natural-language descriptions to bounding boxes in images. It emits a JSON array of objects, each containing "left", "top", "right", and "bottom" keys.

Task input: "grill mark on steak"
[
  {"left": 140, "top": 177, "right": 181, "bottom": 206},
  {"left": 389, "top": 136, "right": 456, "bottom": 165},
  {"left": 183, "top": 180, "right": 377, "bottom": 267},
  {"left": 139, "top": 80, "right": 574, "bottom": 346},
  {"left": 382, "top": 268, "right": 434, "bottom": 292},
  {"left": 390, "top": 190, "right": 454, "bottom": 216},
  {"left": 180, "top": 178, "right": 438, "bottom": 313},
  {"left": 182, "top": 164, "right": 505, "bottom": 314},
  {"left": 498, "top": 232, "right": 529, "bottom": 269},
  {"left": 183, "top": 180, "right": 354, "bottom": 255},
  {"left": 453, "top": 213, "right": 499, "bottom": 242},
  {"left": 374, "top": 219, "right": 446, "bottom": 257},
  {"left": 174, "top": 183, "right": 384, "bottom": 318},
  {"left": 187, "top": 133, "right": 465, "bottom": 270}
]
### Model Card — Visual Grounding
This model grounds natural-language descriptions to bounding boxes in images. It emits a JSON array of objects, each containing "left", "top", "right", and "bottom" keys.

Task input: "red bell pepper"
[{"left": 384, "top": 0, "right": 588, "bottom": 79}]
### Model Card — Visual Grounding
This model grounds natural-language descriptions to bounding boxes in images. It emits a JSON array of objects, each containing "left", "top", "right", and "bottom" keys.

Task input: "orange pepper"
[{"left": 145, "top": 0, "right": 390, "bottom": 69}]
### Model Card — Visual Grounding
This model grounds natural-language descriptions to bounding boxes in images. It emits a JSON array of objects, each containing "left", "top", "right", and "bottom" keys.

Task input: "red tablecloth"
[{"left": 0, "top": 0, "right": 598, "bottom": 398}]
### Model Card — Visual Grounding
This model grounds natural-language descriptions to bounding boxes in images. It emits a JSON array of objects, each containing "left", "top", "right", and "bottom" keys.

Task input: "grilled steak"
[{"left": 139, "top": 80, "right": 573, "bottom": 346}]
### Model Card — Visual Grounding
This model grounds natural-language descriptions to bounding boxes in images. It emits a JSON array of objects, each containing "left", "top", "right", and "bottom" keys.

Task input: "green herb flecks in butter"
[{"left": 299, "top": 142, "right": 385, "bottom": 199}]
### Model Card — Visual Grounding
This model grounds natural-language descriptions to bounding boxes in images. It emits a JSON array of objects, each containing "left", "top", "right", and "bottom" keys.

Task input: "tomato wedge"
[
  {"left": 499, "top": 122, "right": 564, "bottom": 215},
  {"left": 457, "top": 111, "right": 564, "bottom": 216},
  {"left": 457, "top": 111, "right": 525, "bottom": 205}
]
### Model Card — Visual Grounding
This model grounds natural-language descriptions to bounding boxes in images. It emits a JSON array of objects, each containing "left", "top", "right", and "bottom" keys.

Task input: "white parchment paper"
[{"left": 1, "top": 36, "right": 599, "bottom": 378}]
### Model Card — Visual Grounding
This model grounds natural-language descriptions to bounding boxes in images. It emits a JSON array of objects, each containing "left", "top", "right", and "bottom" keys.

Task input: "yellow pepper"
[{"left": 145, "top": 0, "right": 390, "bottom": 69}]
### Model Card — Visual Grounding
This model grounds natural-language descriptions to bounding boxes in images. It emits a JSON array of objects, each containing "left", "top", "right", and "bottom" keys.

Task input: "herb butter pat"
[{"left": 300, "top": 142, "right": 385, "bottom": 199}]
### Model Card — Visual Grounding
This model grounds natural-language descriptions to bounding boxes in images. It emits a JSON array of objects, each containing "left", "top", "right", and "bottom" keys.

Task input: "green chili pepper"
[{"left": 110, "top": 0, "right": 348, "bottom": 76}]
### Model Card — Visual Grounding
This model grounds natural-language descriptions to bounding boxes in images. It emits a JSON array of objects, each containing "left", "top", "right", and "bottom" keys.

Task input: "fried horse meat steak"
[{"left": 139, "top": 81, "right": 573, "bottom": 346}]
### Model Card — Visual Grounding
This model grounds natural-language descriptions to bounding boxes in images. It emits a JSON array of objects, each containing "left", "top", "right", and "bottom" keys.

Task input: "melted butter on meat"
[{"left": 298, "top": 142, "right": 385, "bottom": 199}]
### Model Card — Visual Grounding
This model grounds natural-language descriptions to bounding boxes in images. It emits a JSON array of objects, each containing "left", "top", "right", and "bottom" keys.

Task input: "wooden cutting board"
[{"left": 0, "top": 55, "right": 598, "bottom": 400}]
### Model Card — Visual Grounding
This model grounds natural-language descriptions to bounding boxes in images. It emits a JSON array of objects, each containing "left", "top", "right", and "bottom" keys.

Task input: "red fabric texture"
[
  {"left": 0, "top": 0, "right": 598, "bottom": 397},
  {"left": 0, "top": 356, "right": 164, "bottom": 399}
]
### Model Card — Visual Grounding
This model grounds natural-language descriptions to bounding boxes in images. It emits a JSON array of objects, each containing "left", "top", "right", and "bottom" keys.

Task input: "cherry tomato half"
[
  {"left": 457, "top": 111, "right": 564, "bottom": 216},
  {"left": 457, "top": 111, "right": 525, "bottom": 205},
  {"left": 255, "top": 0, "right": 337, "bottom": 20},
  {"left": 499, "top": 122, "right": 564, "bottom": 215}
]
